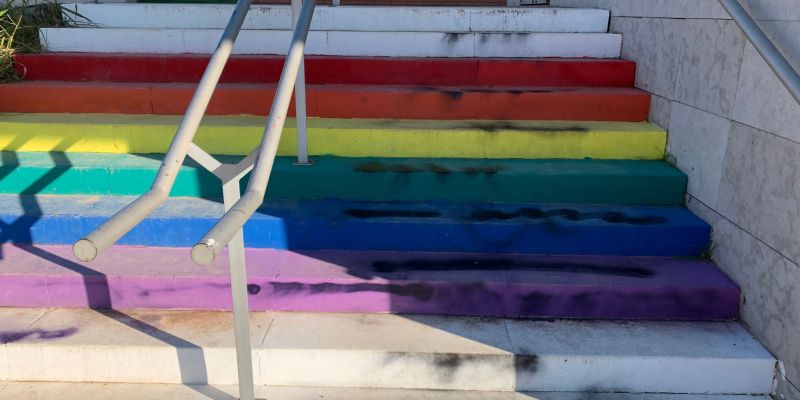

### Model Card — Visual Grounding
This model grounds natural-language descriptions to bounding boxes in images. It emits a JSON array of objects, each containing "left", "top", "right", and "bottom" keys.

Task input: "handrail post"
[
  {"left": 719, "top": 0, "right": 800, "bottom": 105},
  {"left": 222, "top": 179, "right": 255, "bottom": 400},
  {"left": 292, "top": 0, "right": 311, "bottom": 165}
]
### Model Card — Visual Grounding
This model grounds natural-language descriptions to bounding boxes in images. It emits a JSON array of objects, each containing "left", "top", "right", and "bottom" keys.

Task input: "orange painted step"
[{"left": 0, "top": 81, "right": 650, "bottom": 121}]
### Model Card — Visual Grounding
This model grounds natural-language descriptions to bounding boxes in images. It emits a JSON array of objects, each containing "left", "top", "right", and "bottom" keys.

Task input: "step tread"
[
  {"left": 40, "top": 28, "right": 622, "bottom": 58},
  {"left": 5, "top": 152, "right": 679, "bottom": 173},
  {"left": 0, "top": 112, "right": 661, "bottom": 131},
  {"left": 0, "top": 83, "right": 651, "bottom": 120},
  {"left": 0, "top": 308, "right": 774, "bottom": 392},
  {"left": 0, "top": 382, "right": 770, "bottom": 400},
  {"left": 11, "top": 308, "right": 765, "bottom": 356},
  {"left": 2, "top": 80, "right": 646, "bottom": 93},
  {"left": 2, "top": 153, "right": 685, "bottom": 203},
  {"left": 0, "top": 194, "right": 711, "bottom": 256},
  {"left": 14, "top": 53, "right": 636, "bottom": 87},
  {"left": 67, "top": 3, "right": 610, "bottom": 32},
  {"left": 0, "top": 114, "right": 664, "bottom": 159},
  {"left": 0, "top": 244, "right": 739, "bottom": 319},
  {"left": 0, "top": 194, "right": 707, "bottom": 225},
  {"left": 0, "top": 382, "right": 775, "bottom": 400}
]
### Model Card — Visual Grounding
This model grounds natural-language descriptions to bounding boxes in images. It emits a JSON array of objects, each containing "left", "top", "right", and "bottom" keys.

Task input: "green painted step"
[{"left": 0, "top": 152, "right": 687, "bottom": 205}]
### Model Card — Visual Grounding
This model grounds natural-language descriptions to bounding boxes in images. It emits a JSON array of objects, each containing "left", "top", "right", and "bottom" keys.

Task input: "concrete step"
[
  {"left": 0, "top": 382, "right": 776, "bottom": 400},
  {"left": 0, "top": 308, "right": 775, "bottom": 393},
  {"left": 0, "top": 114, "right": 665, "bottom": 159},
  {"left": 65, "top": 4, "right": 610, "bottom": 32},
  {"left": 39, "top": 28, "right": 622, "bottom": 58},
  {"left": 1, "top": 153, "right": 686, "bottom": 205},
  {"left": 13, "top": 53, "right": 636, "bottom": 87},
  {"left": 0, "top": 195, "right": 711, "bottom": 256},
  {"left": 0, "top": 82, "right": 649, "bottom": 121},
  {"left": 1, "top": 245, "right": 739, "bottom": 320}
]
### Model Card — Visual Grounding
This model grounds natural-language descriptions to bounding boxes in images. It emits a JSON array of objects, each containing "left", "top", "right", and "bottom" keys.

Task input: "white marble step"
[
  {"left": 65, "top": 4, "right": 610, "bottom": 32},
  {"left": 0, "top": 382, "right": 775, "bottom": 400},
  {"left": 39, "top": 28, "right": 622, "bottom": 57},
  {"left": 0, "top": 308, "right": 775, "bottom": 393}
]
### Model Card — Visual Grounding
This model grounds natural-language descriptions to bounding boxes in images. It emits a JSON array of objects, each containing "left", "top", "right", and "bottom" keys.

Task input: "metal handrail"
[
  {"left": 72, "top": 1, "right": 318, "bottom": 399},
  {"left": 72, "top": 0, "right": 254, "bottom": 262},
  {"left": 720, "top": 0, "right": 800, "bottom": 105},
  {"left": 191, "top": 0, "right": 316, "bottom": 266}
]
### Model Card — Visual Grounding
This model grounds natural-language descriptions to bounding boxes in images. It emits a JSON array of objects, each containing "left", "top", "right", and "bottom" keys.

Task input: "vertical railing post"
[
  {"left": 291, "top": 0, "right": 311, "bottom": 165},
  {"left": 222, "top": 179, "right": 255, "bottom": 400}
]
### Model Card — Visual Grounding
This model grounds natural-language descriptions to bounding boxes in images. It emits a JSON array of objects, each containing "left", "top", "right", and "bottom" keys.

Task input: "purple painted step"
[{"left": 1, "top": 244, "right": 740, "bottom": 320}]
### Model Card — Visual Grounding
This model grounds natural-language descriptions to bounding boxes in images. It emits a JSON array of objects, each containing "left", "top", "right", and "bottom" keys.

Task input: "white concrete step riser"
[
  {"left": 3, "top": 346, "right": 774, "bottom": 393},
  {"left": 0, "top": 382, "right": 775, "bottom": 400},
  {"left": 66, "top": 4, "right": 610, "bottom": 32},
  {"left": 40, "top": 28, "right": 622, "bottom": 58},
  {"left": 0, "top": 309, "right": 774, "bottom": 395}
]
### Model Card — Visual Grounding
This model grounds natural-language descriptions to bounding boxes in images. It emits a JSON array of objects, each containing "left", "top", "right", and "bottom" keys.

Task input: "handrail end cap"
[
  {"left": 191, "top": 242, "right": 216, "bottom": 266},
  {"left": 73, "top": 239, "right": 98, "bottom": 262}
]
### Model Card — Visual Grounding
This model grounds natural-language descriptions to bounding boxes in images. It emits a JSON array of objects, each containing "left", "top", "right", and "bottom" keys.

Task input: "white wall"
[{"left": 551, "top": 1, "right": 800, "bottom": 399}]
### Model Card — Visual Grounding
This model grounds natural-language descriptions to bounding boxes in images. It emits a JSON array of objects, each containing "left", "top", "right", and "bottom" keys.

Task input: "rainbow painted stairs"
[{"left": 0, "top": 4, "right": 776, "bottom": 399}]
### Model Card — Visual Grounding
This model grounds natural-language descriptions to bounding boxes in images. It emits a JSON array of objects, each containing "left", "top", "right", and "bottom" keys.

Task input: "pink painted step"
[{"left": 2, "top": 244, "right": 739, "bottom": 320}]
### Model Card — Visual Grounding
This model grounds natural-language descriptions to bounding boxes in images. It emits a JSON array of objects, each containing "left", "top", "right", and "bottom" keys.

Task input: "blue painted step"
[{"left": 0, "top": 195, "right": 711, "bottom": 256}]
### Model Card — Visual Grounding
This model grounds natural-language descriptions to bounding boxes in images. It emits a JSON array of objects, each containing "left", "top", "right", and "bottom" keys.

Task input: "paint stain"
[
  {"left": 247, "top": 284, "right": 261, "bottom": 295},
  {"left": 0, "top": 327, "right": 79, "bottom": 343},
  {"left": 514, "top": 354, "right": 540, "bottom": 373},
  {"left": 431, "top": 353, "right": 486, "bottom": 382},
  {"left": 345, "top": 209, "right": 441, "bottom": 219},
  {"left": 414, "top": 86, "right": 552, "bottom": 99},
  {"left": 354, "top": 161, "right": 503, "bottom": 175},
  {"left": 383, "top": 352, "right": 504, "bottom": 383},
  {"left": 457, "top": 121, "right": 589, "bottom": 133},
  {"left": 371, "top": 258, "right": 654, "bottom": 278},
  {"left": 267, "top": 282, "right": 435, "bottom": 301},
  {"left": 442, "top": 32, "right": 463, "bottom": 44},
  {"left": 470, "top": 208, "right": 667, "bottom": 225}
]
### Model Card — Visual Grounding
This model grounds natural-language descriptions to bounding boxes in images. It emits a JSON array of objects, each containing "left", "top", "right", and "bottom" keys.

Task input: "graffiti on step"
[
  {"left": 370, "top": 258, "right": 655, "bottom": 278},
  {"left": 343, "top": 206, "right": 667, "bottom": 225},
  {"left": 0, "top": 327, "right": 78, "bottom": 343}
]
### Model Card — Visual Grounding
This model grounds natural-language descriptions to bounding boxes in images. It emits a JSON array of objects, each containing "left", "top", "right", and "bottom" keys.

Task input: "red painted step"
[
  {"left": 13, "top": 53, "right": 636, "bottom": 87},
  {"left": 0, "top": 81, "right": 650, "bottom": 121}
]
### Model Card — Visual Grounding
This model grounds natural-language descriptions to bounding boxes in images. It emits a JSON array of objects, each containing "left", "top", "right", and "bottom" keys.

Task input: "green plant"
[
  {"left": 1, "top": 0, "right": 90, "bottom": 82},
  {"left": 0, "top": 5, "right": 22, "bottom": 82},
  {"left": 699, "top": 239, "right": 716, "bottom": 260}
]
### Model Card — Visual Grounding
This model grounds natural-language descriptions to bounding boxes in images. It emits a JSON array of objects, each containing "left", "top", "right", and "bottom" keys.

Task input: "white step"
[
  {"left": 0, "top": 308, "right": 775, "bottom": 394},
  {"left": 39, "top": 28, "right": 622, "bottom": 57},
  {"left": 65, "top": 4, "right": 610, "bottom": 32},
  {"left": 0, "top": 382, "right": 775, "bottom": 400}
]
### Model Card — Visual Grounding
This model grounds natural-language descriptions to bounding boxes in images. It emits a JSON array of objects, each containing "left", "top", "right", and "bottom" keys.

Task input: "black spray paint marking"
[
  {"left": 0, "top": 327, "right": 79, "bottom": 343},
  {"left": 470, "top": 208, "right": 667, "bottom": 225},
  {"left": 345, "top": 209, "right": 441, "bottom": 219},
  {"left": 459, "top": 121, "right": 589, "bottom": 133},
  {"left": 263, "top": 282, "right": 435, "bottom": 301},
  {"left": 371, "top": 258, "right": 654, "bottom": 278},
  {"left": 354, "top": 161, "right": 504, "bottom": 175},
  {"left": 247, "top": 284, "right": 261, "bottom": 295}
]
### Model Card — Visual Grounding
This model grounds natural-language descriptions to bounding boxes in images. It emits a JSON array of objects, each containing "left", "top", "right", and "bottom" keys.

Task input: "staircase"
[{"left": 0, "top": 3, "right": 776, "bottom": 399}]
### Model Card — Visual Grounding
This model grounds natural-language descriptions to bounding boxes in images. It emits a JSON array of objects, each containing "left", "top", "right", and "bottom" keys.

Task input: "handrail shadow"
[{"left": 0, "top": 145, "right": 235, "bottom": 399}]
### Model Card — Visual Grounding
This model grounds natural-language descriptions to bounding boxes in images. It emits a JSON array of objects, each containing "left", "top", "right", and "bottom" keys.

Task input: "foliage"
[{"left": 0, "top": 0, "right": 90, "bottom": 82}]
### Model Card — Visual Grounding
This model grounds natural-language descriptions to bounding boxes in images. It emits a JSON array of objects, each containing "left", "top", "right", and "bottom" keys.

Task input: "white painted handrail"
[
  {"left": 72, "top": 0, "right": 254, "bottom": 262},
  {"left": 191, "top": 0, "right": 317, "bottom": 266},
  {"left": 72, "top": 1, "right": 317, "bottom": 398}
]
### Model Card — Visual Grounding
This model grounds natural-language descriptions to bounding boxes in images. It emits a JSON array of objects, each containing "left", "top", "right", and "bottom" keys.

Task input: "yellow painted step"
[{"left": 0, "top": 114, "right": 666, "bottom": 159}]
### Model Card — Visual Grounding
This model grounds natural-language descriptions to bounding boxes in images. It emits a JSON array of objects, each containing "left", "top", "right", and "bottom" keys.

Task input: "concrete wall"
[{"left": 550, "top": 1, "right": 800, "bottom": 399}]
